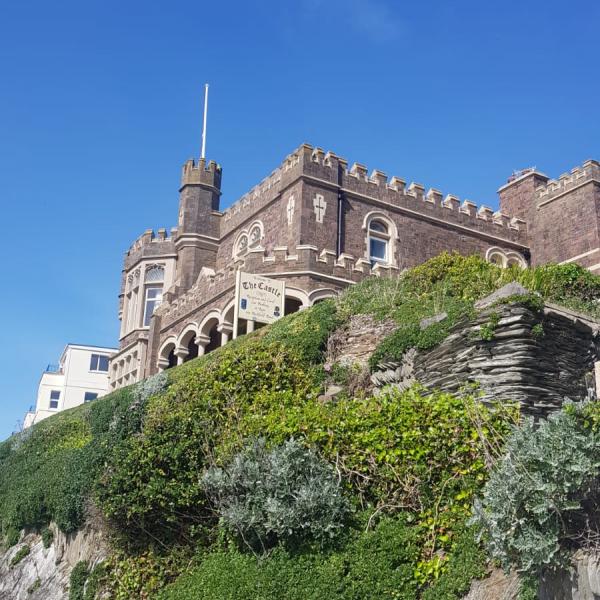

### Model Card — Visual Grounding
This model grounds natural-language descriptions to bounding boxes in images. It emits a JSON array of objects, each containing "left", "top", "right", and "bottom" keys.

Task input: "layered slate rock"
[{"left": 370, "top": 292, "right": 600, "bottom": 417}]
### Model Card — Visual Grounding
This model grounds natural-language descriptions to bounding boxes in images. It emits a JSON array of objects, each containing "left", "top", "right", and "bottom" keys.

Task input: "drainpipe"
[{"left": 336, "top": 164, "right": 344, "bottom": 257}]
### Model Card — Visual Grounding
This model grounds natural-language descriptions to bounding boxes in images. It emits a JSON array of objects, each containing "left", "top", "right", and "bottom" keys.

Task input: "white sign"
[{"left": 233, "top": 271, "right": 285, "bottom": 337}]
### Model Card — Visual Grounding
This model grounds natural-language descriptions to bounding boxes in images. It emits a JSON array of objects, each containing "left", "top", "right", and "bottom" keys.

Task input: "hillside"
[{"left": 2, "top": 253, "right": 600, "bottom": 600}]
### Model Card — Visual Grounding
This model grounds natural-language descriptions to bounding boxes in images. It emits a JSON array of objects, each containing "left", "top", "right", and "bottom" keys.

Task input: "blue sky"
[{"left": 0, "top": 0, "right": 598, "bottom": 439}]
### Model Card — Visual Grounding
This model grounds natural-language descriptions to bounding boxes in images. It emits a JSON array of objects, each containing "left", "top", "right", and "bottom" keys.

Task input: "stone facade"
[{"left": 108, "top": 144, "right": 600, "bottom": 389}]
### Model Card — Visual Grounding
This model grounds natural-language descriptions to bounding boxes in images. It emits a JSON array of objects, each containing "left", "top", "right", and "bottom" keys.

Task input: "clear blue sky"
[{"left": 0, "top": 0, "right": 598, "bottom": 439}]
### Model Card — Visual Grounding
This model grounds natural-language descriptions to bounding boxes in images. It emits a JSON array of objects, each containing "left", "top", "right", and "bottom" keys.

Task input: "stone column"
[
  {"left": 246, "top": 320, "right": 255, "bottom": 334},
  {"left": 174, "top": 346, "right": 189, "bottom": 365},
  {"left": 157, "top": 358, "right": 170, "bottom": 372},
  {"left": 218, "top": 324, "right": 233, "bottom": 346},
  {"left": 195, "top": 334, "right": 210, "bottom": 356}
]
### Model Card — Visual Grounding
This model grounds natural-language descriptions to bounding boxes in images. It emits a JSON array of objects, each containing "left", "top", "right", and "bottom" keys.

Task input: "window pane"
[
  {"left": 143, "top": 285, "right": 163, "bottom": 326},
  {"left": 50, "top": 390, "right": 60, "bottom": 400},
  {"left": 98, "top": 355, "right": 109, "bottom": 372},
  {"left": 49, "top": 400, "right": 59, "bottom": 409},
  {"left": 370, "top": 238, "right": 387, "bottom": 261},
  {"left": 369, "top": 220, "right": 388, "bottom": 234},
  {"left": 90, "top": 354, "right": 99, "bottom": 370},
  {"left": 84, "top": 392, "right": 98, "bottom": 402},
  {"left": 145, "top": 266, "right": 164, "bottom": 282}
]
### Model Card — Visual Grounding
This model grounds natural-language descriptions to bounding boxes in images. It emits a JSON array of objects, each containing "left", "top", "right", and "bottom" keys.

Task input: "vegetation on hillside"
[{"left": 1, "top": 253, "right": 600, "bottom": 598}]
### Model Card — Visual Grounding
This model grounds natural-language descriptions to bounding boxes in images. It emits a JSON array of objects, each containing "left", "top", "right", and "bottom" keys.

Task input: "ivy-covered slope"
[{"left": 2, "top": 253, "right": 600, "bottom": 600}]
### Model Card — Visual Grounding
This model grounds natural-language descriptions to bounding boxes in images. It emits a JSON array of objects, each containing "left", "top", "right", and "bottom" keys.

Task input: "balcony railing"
[{"left": 45, "top": 364, "right": 61, "bottom": 373}]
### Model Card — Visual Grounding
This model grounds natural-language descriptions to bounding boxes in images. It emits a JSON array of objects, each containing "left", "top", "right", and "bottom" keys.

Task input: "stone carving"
[
  {"left": 313, "top": 194, "right": 326, "bottom": 223},
  {"left": 287, "top": 195, "right": 295, "bottom": 225}
]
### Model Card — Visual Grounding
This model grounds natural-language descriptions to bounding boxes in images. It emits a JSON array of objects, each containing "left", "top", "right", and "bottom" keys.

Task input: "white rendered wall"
[{"left": 24, "top": 344, "right": 116, "bottom": 428}]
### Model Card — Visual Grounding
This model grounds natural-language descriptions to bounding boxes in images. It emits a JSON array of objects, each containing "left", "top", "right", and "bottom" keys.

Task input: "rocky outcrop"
[
  {"left": 326, "top": 314, "right": 397, "bottom": 368},
  {"left": 371, "top": 298, "right": 600, "bottom": 418},
  {"left": 0, "top": 523, "right": 106, "bottom": 600}
]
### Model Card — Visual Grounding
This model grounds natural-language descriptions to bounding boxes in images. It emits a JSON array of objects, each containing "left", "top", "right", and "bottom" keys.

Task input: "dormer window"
[{"left": 368, "top": 219, "right": 390, "bottom": 265}]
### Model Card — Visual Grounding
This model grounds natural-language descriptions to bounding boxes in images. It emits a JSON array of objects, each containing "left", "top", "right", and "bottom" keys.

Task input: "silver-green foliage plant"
[
  {"left": 202, "top": 438, "right": 349, "bottom": 553},
  {"left": 471, "top": 402, "right": 600, "bottom": 574}
]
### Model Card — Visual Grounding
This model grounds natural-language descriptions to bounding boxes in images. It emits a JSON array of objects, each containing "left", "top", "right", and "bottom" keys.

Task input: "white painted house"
[{"left": 23, "top": 344, "right": 117, "bottom": 429}]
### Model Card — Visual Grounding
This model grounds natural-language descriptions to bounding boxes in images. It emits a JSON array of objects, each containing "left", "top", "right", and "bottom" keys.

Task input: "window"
[
  {"left": 249, "top": 225, "right": 262, "bottom": 248},
  {"left": 368, "top": 219, "right": 390, "bottom": 265},
  {"left": 143, "top": 285, "right": 163, "bottom": 326},
  {"left": 90, "top": 353, "right": 109, "bottom": 372},
  {"left": 235, "top": 234, "right": 249, "bottom": 257},
  {"left": 84, "top": 392, "right": 98, "bottom": 403},
  {"left": 50, "top": 390, "right": 60, "bottom": 409}
]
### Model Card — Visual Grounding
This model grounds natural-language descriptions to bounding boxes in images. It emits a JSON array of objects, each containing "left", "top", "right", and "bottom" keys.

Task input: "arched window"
[
  {"left": 235, "top": 234, "right": 249, "bottom": 257},
  {"left": 143, "top": 265, "right": 165, "bottom": 327},
  {"left": 249, "top": 224, "right": 262, "bottom": 248},
  {"left": 368, "top": 219, "right": 390, "bottom": 265}
]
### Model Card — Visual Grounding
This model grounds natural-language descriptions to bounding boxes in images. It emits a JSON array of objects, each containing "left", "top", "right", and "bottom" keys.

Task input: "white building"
[{"left": 23, "top": 344, "right": 117, "bottom": 429}]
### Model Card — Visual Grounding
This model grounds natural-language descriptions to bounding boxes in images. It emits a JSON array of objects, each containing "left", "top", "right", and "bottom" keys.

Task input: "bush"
[
  {"left": 96, "top": 340, "right": 318, "bottom": 547},
  {"left": 202, "top": 438, "right": 349, "bottom": 552},
  {"left": 69, "top": 561, "right": 89, "bottom": 600},
  {"left": 0, "top": 382, "right": 154, "bottom": 538},
  {"left": 41, "top": 526, "right": 54, "bottom": 548},
  {"left": 10, "top": 544, "right": 30, "bottom": 567},
  {"left": 471, "top": 401, "right": 600, "bottom": 575},
  {"left": 264, "top": 299, "right": 341, "bottom": 364},
  {"left": 158, "top": 515, "right": 421, "bottom": 600}
]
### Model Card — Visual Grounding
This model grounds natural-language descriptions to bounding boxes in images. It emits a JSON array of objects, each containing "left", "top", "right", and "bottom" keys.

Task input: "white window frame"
[
  {"left": 142, "top": 284, "right": 163, "bottom": 328},
  {"left": 362, "top": 212, "right": 397, "bottom": 267},
  {"left": 90, "top": 353, "right": 110, "bottom": 373}
]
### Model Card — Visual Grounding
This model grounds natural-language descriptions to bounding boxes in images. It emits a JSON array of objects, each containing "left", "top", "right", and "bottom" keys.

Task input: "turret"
[{"left": 175, "top": 158, "right": 222, "bottom": 291}]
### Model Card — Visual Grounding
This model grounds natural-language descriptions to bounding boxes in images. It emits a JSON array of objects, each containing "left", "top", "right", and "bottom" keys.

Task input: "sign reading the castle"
[{"left": 235, "top": 271, "right": 285, "bottom": 327}]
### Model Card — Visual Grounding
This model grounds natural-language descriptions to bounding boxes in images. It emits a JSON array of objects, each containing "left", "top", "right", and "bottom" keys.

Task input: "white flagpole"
[{"left": 201, "top": 83, "right": 209, "bottom": 160}]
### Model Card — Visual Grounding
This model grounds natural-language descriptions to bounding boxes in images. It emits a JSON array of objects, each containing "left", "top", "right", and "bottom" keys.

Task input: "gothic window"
[
  {"left": 368, "top": 219, "right": 390, "bottom": 265},
  {"left": 235, "top": 234, "right": 249, "bottom": 257},
  {"left": 249, "top": 225, "right": 262, "bottom": 248}
]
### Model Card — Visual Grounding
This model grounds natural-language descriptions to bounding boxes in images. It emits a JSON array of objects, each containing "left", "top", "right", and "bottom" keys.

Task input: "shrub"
[
  {"left": 202, "top": 438, "right": 349, "bottom": 552},
  {"left": 41, "top": 526, "right": 53, "bottom": 548},
  {"left": 158, "top": 515, "right": 421, "bottom": 600},
  {"left": 96, "top": 340, "right": 318, "bottom": 547},
  {"left": 471, "top": 401, "right": 600, "bottom": 575},
  {"left": 263, "top": 299, "right": 341, "bottom": 363},
  {"left": 0, "top": 385, "right": 145, "bottom": 538},
  {"left": 10, "top": 544, "right": 30, "bottom": 567},
  {"left": 69, "top": 561, "right": 89, "bottom": 600},
  {"left": 27, "top": 578, "right": 41, "bottom": 594}
]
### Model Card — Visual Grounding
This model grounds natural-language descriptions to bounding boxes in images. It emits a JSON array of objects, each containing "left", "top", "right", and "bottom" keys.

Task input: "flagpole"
[{"left": 201, "top": 84, "right": 209, "bottom": 160}]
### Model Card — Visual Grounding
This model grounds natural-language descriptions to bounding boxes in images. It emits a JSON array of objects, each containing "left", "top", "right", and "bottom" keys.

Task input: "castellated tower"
[
  {"left": 175, "top": 157, "right": 222, "bottom": 291},
  {"left": 499, "top": 160, "right": 600, "bottom": 269}
]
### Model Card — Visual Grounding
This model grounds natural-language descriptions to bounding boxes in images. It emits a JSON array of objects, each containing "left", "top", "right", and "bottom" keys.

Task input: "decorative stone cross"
[
  {"left": 287, "top": 195, "right": 295, "bottom": 225},
  {"left": 313, "top": 194, "right": 327, "bottom": 223}
]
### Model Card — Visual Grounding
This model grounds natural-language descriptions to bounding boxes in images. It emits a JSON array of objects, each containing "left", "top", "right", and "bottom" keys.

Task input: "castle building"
[
  {"left": 23, "top": 343, "right": 116, "bottom": 428},
  {"left": 108, "top": 144, "right": 600, "bottom": 390}
]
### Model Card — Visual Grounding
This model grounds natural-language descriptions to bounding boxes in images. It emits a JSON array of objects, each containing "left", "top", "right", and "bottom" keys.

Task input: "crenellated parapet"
[
  {"left": 535, "top": 159, "right": 600, "bottom": 204},
  {"left": 302, "top": 144, "right": 528, "bottom": 243},
  {"left": 181, "top": 157, "right": 222, "bottom": 190},
  {"left": 124, "top": 227, "right": 177, "bottom": 270}
]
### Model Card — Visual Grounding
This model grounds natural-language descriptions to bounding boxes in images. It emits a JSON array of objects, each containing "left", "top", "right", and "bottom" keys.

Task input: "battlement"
[
  {"left": 535, "top": 159, "right": 600, "bottom": 202},
  {"left": 219, "top": 143, "right": 528, "bottom": 242},
  {"left": 127, "top": 228, "right": 177, "bottom": 255},
  {"left": 181, "top": 157, "right": 222, "bottom": 189},
  {"left": 302, "top": 144, "right": 528, "bottom": 239}
]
